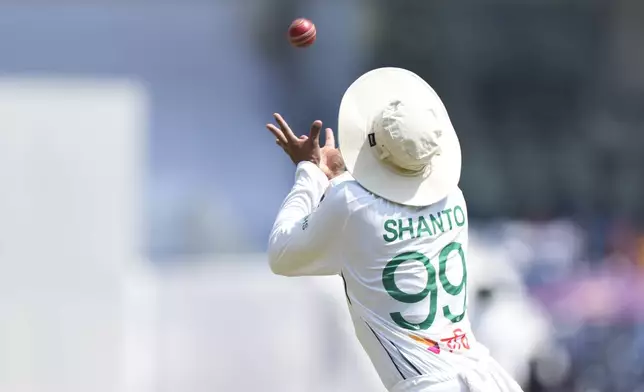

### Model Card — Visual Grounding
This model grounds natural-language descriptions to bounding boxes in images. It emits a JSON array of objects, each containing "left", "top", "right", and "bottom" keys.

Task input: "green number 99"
[{"left": 382, "top": 242, "right": 467, "bottom": 330}]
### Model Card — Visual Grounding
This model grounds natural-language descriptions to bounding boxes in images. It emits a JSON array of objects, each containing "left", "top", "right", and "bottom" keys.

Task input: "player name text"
[{"left": 382, "top": 205, "right": 466, "bottom": 243}]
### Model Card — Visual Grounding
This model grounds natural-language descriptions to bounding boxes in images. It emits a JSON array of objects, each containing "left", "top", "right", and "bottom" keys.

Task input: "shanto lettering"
[{"left": 383, "top": 206, "right": 466, "bottom": 243}]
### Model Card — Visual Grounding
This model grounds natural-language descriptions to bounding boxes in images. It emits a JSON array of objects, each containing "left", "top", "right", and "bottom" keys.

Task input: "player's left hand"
[
  {"left": 318, "top": 127, "right": 345, "bottom": 180},
  {"left": 266, "top": 113, "right": 322, "bottom": 166}
]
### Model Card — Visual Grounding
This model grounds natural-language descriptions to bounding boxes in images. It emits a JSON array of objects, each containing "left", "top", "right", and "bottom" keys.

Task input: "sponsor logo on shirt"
[
  {"left": 301, "top": 215, "right": 310, "bottom": 231},
  {"left": 440, "top": 328, "right": 470, "bottom": 353},
  {"left": 409, "top": 334, "right": 441, "bottom": 354},
  {"left": 409, "top": 329, "right": 471, "bottom": 354}
]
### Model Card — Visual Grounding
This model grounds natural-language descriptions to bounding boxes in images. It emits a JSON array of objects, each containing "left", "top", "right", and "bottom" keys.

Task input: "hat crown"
[{"left": 372, "top": 100, "right": 442, "bottom": 174}]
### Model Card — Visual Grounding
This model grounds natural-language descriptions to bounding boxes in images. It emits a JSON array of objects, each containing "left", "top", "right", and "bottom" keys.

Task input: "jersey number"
[{"left": 382, "top": 242, "right": 467, "bottom": 330}]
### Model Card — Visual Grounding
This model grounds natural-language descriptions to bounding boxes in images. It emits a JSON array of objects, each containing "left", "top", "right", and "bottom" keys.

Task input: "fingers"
[
  {"left": 309, "top": 120, "right": 323, "bottom": 146},
  {"left": 266, "top": 124, "right": 288, "bottom": 145},
  {"left": 267, "top": 114, "right": 324, "bottom": 148},
  {"left": 273, "top": 113, "right": 298, "bottom": 142},
  {"left": 324, "top": 128, "right": 335, "bottom": 148}
]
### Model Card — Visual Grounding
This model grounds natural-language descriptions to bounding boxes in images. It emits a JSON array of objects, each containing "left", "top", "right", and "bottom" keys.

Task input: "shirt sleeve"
[{"left": 268, "top": 161, "right": 349, "bottom": 277}]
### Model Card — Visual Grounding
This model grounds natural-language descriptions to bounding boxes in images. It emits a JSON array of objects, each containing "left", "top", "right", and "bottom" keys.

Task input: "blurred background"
[{"left": 0, "top": 0, "right": 643, "bottom": 391}]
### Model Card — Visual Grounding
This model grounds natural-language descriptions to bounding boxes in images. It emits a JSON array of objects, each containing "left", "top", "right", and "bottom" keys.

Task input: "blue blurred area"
[
  {"left": 0, "top": 2, "right": 370, "bottom": 256},
  {"left": 1, "top": 1, "right": 642, "bottom": 259}
]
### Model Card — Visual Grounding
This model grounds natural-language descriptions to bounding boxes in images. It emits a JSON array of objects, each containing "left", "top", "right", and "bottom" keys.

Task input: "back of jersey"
[{"left": 339, "top": 180, "right": 482, "bottom": 389}]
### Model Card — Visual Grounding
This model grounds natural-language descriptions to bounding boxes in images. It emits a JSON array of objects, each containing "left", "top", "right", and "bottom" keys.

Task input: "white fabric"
[
  {"left": 391, "top": 356, "right": 523, "bottom": 392},
  {"left": 268, "top": 163, "right": 524, "bottom": 392},
  {"left": 391, "top": 376, "right": 467, "bottom": 392},
  {"left": 338, "top": 67, "right": 462, "bottom": 207}
]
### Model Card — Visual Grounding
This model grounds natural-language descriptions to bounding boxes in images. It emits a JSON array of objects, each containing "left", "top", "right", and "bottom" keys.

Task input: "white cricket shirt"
[{"left": 269, "top": 162, "right": 490, "bottom": 391}]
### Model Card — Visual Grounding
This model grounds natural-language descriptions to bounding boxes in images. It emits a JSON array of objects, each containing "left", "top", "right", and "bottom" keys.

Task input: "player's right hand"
[{"left": 266, "top": 113, "right": 322, "bottom": 166}]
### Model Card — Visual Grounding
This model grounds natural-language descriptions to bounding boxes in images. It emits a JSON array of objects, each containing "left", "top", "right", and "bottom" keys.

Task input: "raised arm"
[
  {"left": 265, "top": 113, "right": 347, "bottom": 276},
  {"left": 268, "top": 162, "right": 349, "bottom": 276}
]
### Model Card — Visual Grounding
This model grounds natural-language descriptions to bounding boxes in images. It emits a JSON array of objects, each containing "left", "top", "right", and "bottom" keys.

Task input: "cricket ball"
[{"left": 288, "top": 18, "right": 316, "bottom": 48}]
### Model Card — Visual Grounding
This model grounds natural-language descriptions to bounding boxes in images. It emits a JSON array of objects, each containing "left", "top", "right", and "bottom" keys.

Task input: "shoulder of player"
[
  {"left": 448, "top": 186, "right": 467, "bottom": 206},
  {"left": 322, "top": 173, "right": 368, "bottom": 207}
]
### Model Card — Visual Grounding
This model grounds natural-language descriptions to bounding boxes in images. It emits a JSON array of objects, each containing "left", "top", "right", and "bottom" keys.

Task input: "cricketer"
[{"left": 265, "top": 68, "right": 524, "bottom": 392}]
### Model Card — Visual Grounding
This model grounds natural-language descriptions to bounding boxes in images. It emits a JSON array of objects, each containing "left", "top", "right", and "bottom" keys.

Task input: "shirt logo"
[
  {"left": 440, "top": 329, "right": 470, "bottom": 353},
  {"left": 301, "top": 215, "right": 310, "bottom": 231},
  {"left": 409, "top": 334, "right": 441, "bottom": 354}
]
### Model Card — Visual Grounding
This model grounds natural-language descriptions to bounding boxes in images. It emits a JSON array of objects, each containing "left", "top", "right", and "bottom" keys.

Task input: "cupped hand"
[
  {"left": 266, "top": 113, "right": 322, "bottom": 165},
  {"left": 266, "top": 113, "right": 345, "bottom": 179}
]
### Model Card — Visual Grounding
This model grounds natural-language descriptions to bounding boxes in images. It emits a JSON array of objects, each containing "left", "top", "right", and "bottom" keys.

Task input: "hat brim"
[{"left": 338, "top": 67, "right": 462, "bottom": 207}]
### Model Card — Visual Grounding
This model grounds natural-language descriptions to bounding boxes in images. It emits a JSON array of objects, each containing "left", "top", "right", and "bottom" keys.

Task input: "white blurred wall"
[
  {"left": 133, "top": 257, "right": 388, "bottom": 392},
  {"left": 0, "top": 78, "right": 147, "bottom": 392},
  {"left": 0, "top": 77, "right": 387, "bottom": 392}
]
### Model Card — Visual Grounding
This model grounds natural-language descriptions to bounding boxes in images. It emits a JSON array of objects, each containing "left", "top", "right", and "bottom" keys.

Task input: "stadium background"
[{"left": 0, "top": 0, "right": 643, "bottom": 391}]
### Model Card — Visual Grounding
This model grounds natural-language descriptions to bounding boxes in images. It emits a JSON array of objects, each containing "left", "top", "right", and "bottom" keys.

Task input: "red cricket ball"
[{"left": 288, "top": 18, "right": 316, "bottom": 48}]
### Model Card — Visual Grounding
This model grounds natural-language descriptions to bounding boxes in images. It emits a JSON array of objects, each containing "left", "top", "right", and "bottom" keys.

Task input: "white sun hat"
[{"left": 338, "top": 67, "right": 462, "bottom": 207}]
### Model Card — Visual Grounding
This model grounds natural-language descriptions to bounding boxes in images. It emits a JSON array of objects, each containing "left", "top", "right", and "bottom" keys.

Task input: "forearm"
[{"left": 268, "top": 162, "right": 329, "bottom": 275}]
